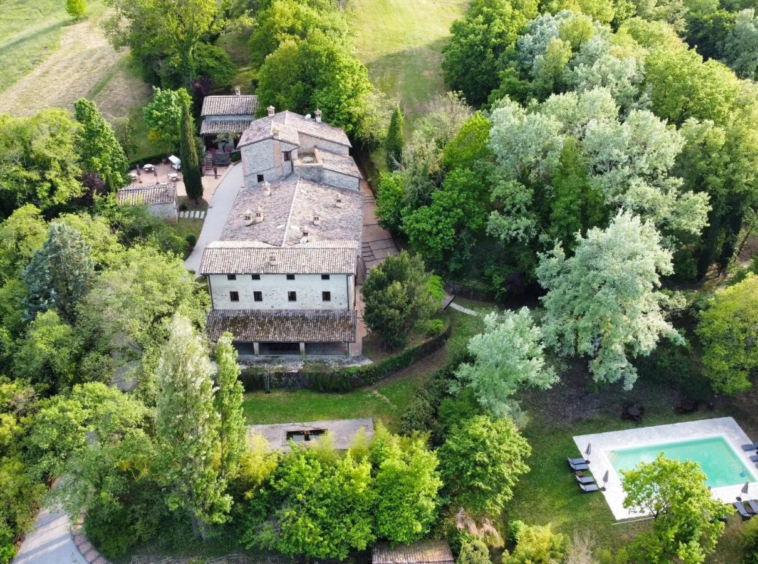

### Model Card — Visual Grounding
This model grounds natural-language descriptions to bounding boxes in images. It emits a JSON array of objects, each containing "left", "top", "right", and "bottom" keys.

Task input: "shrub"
[
  {"left": 185, "top": 234, "right": 197, "bottom": 248},
  {"left": 458, "top": 538, "right": 492, "bottom": 564},
  {"left": 502, "top": 522, "right": 569, "bottom": 564},
  {"left": 743, "top": 514, "right": 758, "bottom": 564},
  {"left": 422, "top": 318, "right": 445, "bottom": 337}
]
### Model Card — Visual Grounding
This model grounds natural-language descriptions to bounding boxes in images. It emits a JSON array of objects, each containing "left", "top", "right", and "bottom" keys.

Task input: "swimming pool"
[{"left": 608, "top": 436, "right": 756, "bottom": 488}]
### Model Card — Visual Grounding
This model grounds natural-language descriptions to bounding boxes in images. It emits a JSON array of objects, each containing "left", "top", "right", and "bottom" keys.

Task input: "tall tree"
[
  {"left": 0, "top": 205, "right": 47, "bottom": 283},
  {"left": 180, "top": 96, "right": 203, "bottom": 203},
  {"left": 622, "top": 454, "right": 730, "bottom": 563},
  {"left": 22, "top": 222, "right": 94, "bottom": 323},
  {"left": 73, "top": 99, "right": 130, "bottom": 192},
  {"left": 142, "top": 87, "right": 191, "bottom": 148},
  {"left": 0, "top": 109, "right": 82, "bottom": 215},
  {"left": 439, "top": 415, "right": 530, "bottom": 517},
  {"left": 385, "top": 105, "right": 404, "bottom": 169},
  {"left": 441, "top": 0, "right": 539, "bottom": 106},
  {"left": 723, "top": 9, "right": 758, "bottom": 80},
  {"left": 536, "top": 212, "right": 682, "bottom": 389},
  {"left": 697, "top": 273, "right": 758, "bottom": 394},
  {"left": 104, "top": 0, "right": 218, "bottom": 85},
  {"left": 155, "top": 314, "right": 230, "bottom": 538},
  {"left": 361, "top": 251, "right": 442, "bottom": 349},
  {"left": 453, "top": 307, "right": 556, "bottom": 423},
  {"left": 214, "top": 332, "right": 246, "bottom": 480},
  {"left": 370, "top": 426, "right": 442, "bottom": 544}
]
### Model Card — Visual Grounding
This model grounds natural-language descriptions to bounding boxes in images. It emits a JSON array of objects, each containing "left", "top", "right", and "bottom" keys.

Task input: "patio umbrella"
[
  {"left": 585, "top": 443, "right": 592, "bottom": 456},
  {"left": 743, "top": 482, "right": 750, "bottom": 495},
  {"left": 602, "top": 470, "right": 609, "bottom": 491}
]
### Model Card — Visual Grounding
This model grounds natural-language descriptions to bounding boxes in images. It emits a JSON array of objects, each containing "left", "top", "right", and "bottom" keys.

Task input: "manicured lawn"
[
  {"left": 242, "top": 304, "right": 495, "bottom": 431},
  {"left": 348, "top": 0, "right": 468, "bottom": 119}
]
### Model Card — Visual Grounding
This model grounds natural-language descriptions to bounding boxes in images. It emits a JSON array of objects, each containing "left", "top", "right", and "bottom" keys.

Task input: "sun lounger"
[
  {"left": 742, "top": 442, "right": 758, "bottom": 451},
  {"left": 751, "top": 455, "right": 758, "bottom": 462},
  {"left": 748, "top": 500, "right": 758, "bottom": 514},
  {"left": 575, "top": 475, "right": 596, "bottom": 485},
  {"left": 735, "top": 502, "right": 753, "bottom": 520},
  {"left": 568, "top": 457, "right": 588, "bottom": 465},
  {"left": 567, "top": 458, "right": 589, "bottom": 471},
  {"left": 579, "top": 483, "right": 599, "bottom": 493}
]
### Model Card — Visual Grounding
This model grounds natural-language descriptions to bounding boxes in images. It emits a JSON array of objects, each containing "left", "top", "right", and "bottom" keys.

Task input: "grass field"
[
  {"left": 349, "top": 0, "right": 467, "bottom": 118},
  {"left": 0, "top": 0, "right": 164, "bottom": 161}
]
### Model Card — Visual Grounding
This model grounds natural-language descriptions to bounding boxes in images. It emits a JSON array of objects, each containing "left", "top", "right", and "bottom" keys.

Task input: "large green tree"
[
  {"left": 0, "top": 109, "right": 82, "bottom": 215},
  {"left": 442, "top": 0, "right": 539, "bottom": 106},
  {"left": 104, "top": 0, "right": 218, "bottom": 85},
  {"left": 179, "top": 97, "right": 203, "bottom": 202},
  {"left": 536, "top": 212, "right": 682, "bottom": 389},
  {"left": 0, "top": 205, "right": 47, "bottom": 283},
  {"left": 214, "top": 332, "right": 246, "bottom": 481},
  {"left": 142, "top": 87, "right": 191, "bottom": 148},
  {"left": 155, "top": 314, "right": 230, "bottom": 537},
  {"left": 370, "top": 426, "right": 442, "bottom": 544},
  {"left": 439, "top": 415, "right": 530, "bottom": 517},
  {"left": 697, "top": 273, "right": 758, "bottom": 394},
  {"left": 74, "top": 99, "right": 130, "bottom": 192},
  {"left": 242, "top": 444, "right": 375, "bottom": 559},
  {"left": 453, "top": 307, "right": 556, "bottom": 422},
  {"left": 361, "top": 251, "right": 442, "bottom": 349},
  {"left": 622, "top": 455, "right": 730, "bottom": 563},
  {"left": 22, "top": 222, "right": 94, "bottom": 323}
]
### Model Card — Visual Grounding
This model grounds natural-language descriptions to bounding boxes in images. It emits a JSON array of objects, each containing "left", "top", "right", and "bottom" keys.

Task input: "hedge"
[{"left": 239, "top": 323, "right": 452, "bottom": 393}]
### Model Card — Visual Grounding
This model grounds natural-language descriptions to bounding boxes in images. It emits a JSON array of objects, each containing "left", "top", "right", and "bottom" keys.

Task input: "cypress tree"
[
  {"left": 385, "top": 105, "right": 404, "bottom": 170},
  {"left": 180, "top": 98, "right": 203, "bottom": 202},
  {"left": 74, "top": 99, "right": 130, "bottom": 191}
]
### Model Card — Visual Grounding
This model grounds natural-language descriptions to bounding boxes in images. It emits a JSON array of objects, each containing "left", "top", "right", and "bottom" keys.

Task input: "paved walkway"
[
  {"left": 13, "top": 506, "right": 86, "bottom": 564},
  {"left": 448, "top": 301, "right": 479, "bottom": 316},
  {"left": 360, "top": 180, "right": 398, "bottom": 270},
  {"left": 185, "top": 163, "right": 244, "bottom": 273},
  {"left": 127, "top": 163, "right": 232, "bottom": 202}
]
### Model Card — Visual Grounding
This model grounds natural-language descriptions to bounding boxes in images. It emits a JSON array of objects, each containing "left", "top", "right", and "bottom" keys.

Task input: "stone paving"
[
  {"left": 360, "top": 180, "right": 398, "bottom": 270},
  {"left": 12, "top": 505, "right": 88, "bottom": 564}
]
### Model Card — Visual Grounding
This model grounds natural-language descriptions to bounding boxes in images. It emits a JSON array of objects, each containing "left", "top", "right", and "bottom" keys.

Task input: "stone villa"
[
  {"left": 116, "top": 182, "right": 178, "bottom": 223},
  {"left": 200, "top": 105, "right": 364, "bottom": 357},
  {"left": 199, "top": 88, "right": 259, "bottom": 149}
]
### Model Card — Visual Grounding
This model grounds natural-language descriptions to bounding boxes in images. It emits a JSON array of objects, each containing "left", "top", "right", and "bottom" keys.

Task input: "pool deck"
[{"left": 573, "top": 417, "right": 758, "bottom": 520}]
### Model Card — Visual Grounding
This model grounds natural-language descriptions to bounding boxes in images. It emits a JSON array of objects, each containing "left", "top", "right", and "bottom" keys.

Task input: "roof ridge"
[{"left": 281, "top": 176, "right": 300, "bottom": 246}]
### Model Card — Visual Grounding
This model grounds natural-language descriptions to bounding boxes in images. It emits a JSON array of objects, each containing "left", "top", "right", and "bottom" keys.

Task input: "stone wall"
[{"left": 148, "top": 202, "right": 177, "bottom": 223}]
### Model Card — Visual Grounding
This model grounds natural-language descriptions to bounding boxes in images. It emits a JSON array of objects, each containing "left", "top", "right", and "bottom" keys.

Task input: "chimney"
[
  {"left": 235, "top": 86, "right": 241, "bottom": 96},
  {"left": 244, "top": 209, "right": 253, "bottom": 226},
  {"left": 315, "top": 109, "right": 322, "bottom": 123},
  {"left": 313, "top": 214, "right": 321, "bottom": 226},
  {"left": 300, "top": 227, "right": 309, "bottom": 244},
  {"left": 335, "top": 195, "right": 344, "bottom": 208},
  {"left": 253, "top": 205, "right": 264, "bottom": 224},
  {"left": 263, "top": 181, "right": 271, "bottom": 197},
  {"left": 267, "top": 105, "right": 275, "bottom": 117}
]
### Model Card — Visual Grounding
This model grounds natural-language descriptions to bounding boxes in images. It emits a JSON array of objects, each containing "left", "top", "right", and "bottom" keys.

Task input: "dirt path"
[{"left": 0, "top": 14, "right": 148, "bottom": 118}]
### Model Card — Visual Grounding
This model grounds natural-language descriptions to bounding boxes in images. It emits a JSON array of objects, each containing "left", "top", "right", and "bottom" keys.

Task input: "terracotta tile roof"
[
  {"left": 200, "top": 241, "right": 358, "bottom": 274},
  {"left": 373, "top": 541, "right": 455, "bottom": 564},
  {"left": 117, "top": 183, "right": 176, "bottom": 205},
  {"left": 222, "top": 177, "right": 364, "bottom": 246},
  {"left": 207, "top": 309, "right": 357, "bottom": 342},
  {"left": 200, "top": 119, "right": 254, "bottom": 135},
  {"left": 238, "top": 111, "right": 351, "bottom": 148},
  {"left": 201, "top": 95, "right": 259, "bottom": 116}
]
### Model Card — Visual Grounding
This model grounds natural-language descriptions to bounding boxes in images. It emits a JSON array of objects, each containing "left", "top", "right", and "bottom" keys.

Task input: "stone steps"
[{"left": 179, "top": 210, "right": 206, "bottom": 219}]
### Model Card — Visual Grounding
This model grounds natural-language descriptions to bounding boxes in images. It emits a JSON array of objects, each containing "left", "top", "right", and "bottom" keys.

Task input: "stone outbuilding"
[
  {"left": 200, "top": 89, "right": 259, "bottom": 150},
  {"left": 372, "top": 540, "right": 455, "bottom": 564},
  {"left": 116, "top": 183, "right": 178, "bottom": 223}
]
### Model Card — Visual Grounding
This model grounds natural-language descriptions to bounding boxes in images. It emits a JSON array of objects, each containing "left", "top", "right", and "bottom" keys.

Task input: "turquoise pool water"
[{"left": 608, "top": 436, "right": 755, "bottom": 488}]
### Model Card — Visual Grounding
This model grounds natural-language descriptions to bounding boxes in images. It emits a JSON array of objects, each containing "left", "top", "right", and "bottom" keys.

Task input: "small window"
[
  {"left": 321, "top": 274, "right": 330, "bottom": 280},
  {"left": 288, "top": 291, "right": 297, "bottom": 302},
  {"left": 251, "top": 274, "right": 261, "bottom": 280},
  {"left": 286, "top": 274, "right": 295, "bottom": 280},
  {"left": 227, "top": 274, "right": 237, "bottom": 280},
  {"left": 257, "top": 174, "right": 264, "bottom": 182},
  {"left": 322, "top": 291, "right": 331, "bottom": 302},
  {"left": 254, "top": 291, "right": 263, "bottom": 302},
  {"left": 283, "top": 151, "right": 291, "bottom": 162},
  {"left": 230, "top": 291, "right": 239, "bottom": 302}
]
